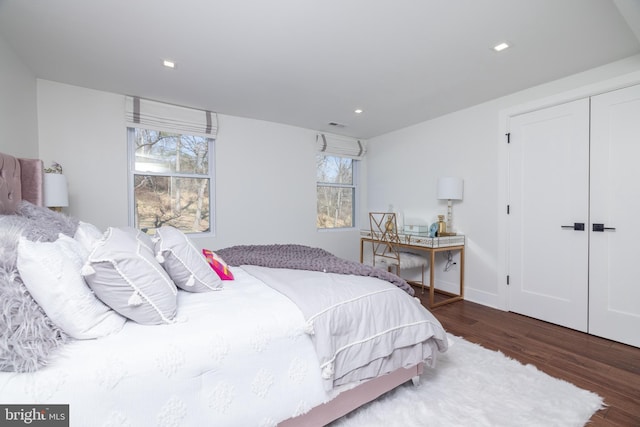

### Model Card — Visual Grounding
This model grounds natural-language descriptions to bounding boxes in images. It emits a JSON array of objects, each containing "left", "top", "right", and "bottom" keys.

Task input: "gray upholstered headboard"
[{"left": 0, "top": 152, "right": 44, "bottom": 214}]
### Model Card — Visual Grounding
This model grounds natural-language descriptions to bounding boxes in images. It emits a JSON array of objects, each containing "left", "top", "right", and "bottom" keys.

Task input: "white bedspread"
[
  {"left": 0, "top": 268, "right": 329, "bottom": 427},
  {"left": 242, "top": 266, "right": 448, "bottom": 390}
]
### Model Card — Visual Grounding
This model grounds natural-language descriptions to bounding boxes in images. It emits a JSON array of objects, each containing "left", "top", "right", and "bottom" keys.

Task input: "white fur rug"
[{"left": 331, "top": 335, "right": 604, "bottom": 427}]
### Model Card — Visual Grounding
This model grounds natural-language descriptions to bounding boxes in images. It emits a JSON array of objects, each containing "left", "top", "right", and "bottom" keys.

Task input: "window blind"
[
  {"left": 316, "top": 133, "right": 366, "bottom": 160},
  {"left": 125, "top": 96, "right": 218, "bottom": 137}
]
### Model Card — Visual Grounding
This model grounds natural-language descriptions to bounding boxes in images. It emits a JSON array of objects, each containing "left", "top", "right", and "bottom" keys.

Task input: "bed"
[{"left": 0, "top": 151, "right": 448, "bottom": 426}]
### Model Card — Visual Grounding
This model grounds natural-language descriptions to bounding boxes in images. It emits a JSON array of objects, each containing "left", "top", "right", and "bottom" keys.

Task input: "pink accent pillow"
[{"left": 202, "top": 249, "right": 234, "bottom": 280}]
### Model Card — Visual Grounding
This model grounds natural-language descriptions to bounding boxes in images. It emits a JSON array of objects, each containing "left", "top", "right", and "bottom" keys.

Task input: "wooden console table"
[{"left": 359, "top": 230, "right": 465, "bottom": 308}]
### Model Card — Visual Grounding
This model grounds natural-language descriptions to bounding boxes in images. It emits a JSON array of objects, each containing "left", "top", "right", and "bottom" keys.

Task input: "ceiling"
[{"left": 1, "top": 0, "right": 640, "bottom": 139}]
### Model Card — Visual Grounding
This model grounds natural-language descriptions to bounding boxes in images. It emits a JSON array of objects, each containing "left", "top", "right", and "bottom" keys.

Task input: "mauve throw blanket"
[{"left": 215, "top": 244, "right": 415, "bottom": 296}]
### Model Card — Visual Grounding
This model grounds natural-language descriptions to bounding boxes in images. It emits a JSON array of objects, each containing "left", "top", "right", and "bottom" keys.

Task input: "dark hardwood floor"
[{"left": 415, "top": 290, "right": 640, "bottom": 426}]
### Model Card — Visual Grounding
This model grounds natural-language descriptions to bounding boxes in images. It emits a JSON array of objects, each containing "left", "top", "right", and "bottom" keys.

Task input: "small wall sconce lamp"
[
  {"left": 437, "top": 177, "right": 463, "bottom": 233},
  {"left": 44, "top": 172, "right": 69, "bottom": 212}
]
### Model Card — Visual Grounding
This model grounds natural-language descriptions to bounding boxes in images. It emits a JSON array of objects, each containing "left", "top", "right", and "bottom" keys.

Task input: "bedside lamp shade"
[
  {"left": 437, "top": 177, "right": 463, "bottom": 233},
  {"left": 44, "top": 173, "right": 69, "bottom": 209},
  {"left": 437, "top": 177, "right": 464, "bottom": 201}
]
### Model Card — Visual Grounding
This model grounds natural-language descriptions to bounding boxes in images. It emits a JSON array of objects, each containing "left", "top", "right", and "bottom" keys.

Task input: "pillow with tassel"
[
  {"left": 154, "top": 226, "right": 223, "bottom": 292},
  {"left": 17, "top": 233, "right": 126, "bottom": 339},
  {"left": 82, "top": 227, "right": 178, "bottom": 325}
]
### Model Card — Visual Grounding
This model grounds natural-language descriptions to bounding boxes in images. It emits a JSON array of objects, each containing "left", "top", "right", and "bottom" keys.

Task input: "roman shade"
[
  {"left": 125, "top": 96, "right": 218, "bottom": 137},
  {"left": 316, "top": 133, "right": 366, "bottom": 160}
]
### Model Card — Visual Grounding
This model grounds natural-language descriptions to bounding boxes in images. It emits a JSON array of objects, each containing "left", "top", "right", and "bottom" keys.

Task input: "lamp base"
[{"left": 446, "top": 199, "right": 453, "bottom": 232}]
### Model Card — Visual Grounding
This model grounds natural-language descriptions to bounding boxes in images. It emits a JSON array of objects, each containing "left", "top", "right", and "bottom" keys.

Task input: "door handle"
[
  {"left": 592, "top": 223, "right": 616, "bottom": 232},
  {"left": 561, "top": 222, "right": 585, "bottom": 231}
]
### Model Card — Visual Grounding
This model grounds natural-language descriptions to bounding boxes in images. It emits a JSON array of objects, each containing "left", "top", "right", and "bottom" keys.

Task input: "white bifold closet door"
[
  {"left": 589, "top": 85, "right": 640, "bottom": 348},
  {"left": 508, "top": 85, "right": 640, "bottom": 348},
  {"left": 507, "top": 98, "right": 590, "bottom": 332}
]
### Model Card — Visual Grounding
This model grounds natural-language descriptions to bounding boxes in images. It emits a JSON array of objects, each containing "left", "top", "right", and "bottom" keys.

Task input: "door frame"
[{"left": 496, "top": 72, "right": 640, "bottom": 311}]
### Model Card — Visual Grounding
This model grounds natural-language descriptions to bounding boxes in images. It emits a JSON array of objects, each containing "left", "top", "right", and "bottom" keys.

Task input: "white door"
[
  {"left": 507, "top": 99, "right": 590, "bottom": 332},
  {"left": 589, "top": 84, "right": 640, "bottom": 348}
]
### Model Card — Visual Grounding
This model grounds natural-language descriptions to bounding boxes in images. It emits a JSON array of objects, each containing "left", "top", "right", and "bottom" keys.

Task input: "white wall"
[
  {"left": 367, "top": 54, "right": 640, "bottom": 309},
  {"left": 36, "top": 80, "right": 362, "bottom": 261},
  {"left": 0, "top": 37, "right": 38, "bottom": 158},
  {"left": 37, "top": 80, "right": 129, "bottom": 228}
]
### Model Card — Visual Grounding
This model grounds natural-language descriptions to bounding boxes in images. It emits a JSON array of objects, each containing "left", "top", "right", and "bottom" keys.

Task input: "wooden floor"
[{"left": 415, "top": 291, "right": 640, "bottom": 426}]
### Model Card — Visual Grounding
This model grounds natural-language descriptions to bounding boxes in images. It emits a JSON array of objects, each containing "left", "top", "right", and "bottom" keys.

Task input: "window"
[
  {"left": 128, "top": 128, "right": 213, "bottom": 234},
  {"left": 316, "top": 155, "right": 357, "bottom": 229},
  {"left": 315, "top": 133, "right": 366, "bottom": 230},
  {"left": 125, "top": 96, "right": 217, "bottom": 234}
]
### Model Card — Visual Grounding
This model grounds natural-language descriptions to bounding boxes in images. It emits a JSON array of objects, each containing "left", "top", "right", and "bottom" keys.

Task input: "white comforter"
[
  {"left": 0, "top": 268, "right": 329, "bottom": 427},
  {"left": 0, "top": 266, "right": 447, "bottom": 427}
]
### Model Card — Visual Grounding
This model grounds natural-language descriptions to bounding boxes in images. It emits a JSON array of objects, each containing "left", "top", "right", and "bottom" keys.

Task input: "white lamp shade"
[
  {"left": 437, "top": 177, "right": 463, "bottom": 200},
  {"left": 44, "top": 173, "right": 69, "bottom": 207}
]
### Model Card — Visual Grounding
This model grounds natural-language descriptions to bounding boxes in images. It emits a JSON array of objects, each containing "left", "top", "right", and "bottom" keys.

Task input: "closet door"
[
  {"left": 507, "top": 99, "right": 590, "bottom": 332},
  {"left": 590, "top": 84, "right": 640, "bottom": 348}
]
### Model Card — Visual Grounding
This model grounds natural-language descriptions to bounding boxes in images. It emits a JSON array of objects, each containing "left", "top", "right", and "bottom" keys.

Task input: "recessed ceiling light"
[
  {"left": 354, "top": 109, "right": 363, "bottom": 114},
  {"left": 493, "top": 42, "right": 510, "bottom": 52},
  {"left": 163, "top": 59, "right": 176, "bottom": 68}
]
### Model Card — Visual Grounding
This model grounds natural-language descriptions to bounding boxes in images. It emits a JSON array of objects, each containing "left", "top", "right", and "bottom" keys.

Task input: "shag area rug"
[{"left": 332, "top": 335, "right": 604, "bottom": 427}]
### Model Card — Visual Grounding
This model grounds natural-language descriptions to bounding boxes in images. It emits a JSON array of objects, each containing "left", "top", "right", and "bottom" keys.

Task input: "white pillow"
[
  {"left": 155, "top": 226, "right": 223, "bottom": 292},
  {"left": 82, "top": 227, "right": 178, "bottom": 325},
  {"left": 17, "top": 234, "right": 126, "bottom": 339},
  {"left": 74, "top": 221, "right": 104, "bottom": 252}
]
